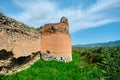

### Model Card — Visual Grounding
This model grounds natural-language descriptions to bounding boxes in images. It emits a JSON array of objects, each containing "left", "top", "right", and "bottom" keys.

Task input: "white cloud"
[
  {"left": 12, "top": 0, "right": 120, "bottom": 33},
  {"left": 13, "top": 0, "right": 57, "bottom": 26}
]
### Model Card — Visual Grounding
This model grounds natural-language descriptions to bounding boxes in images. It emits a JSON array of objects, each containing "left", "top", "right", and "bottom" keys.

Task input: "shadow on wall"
[
  {"left": 0, "top": 49, "right": 13, "bottom": 60},
  {"left": 0, "top": 49, "right": 41, "bottom": 74},
  {"left": 12, "top": 52, "right": 40, "bottom": 65},
  {"left": 0, "top": 49, "right": 40, "bottom": 65}
]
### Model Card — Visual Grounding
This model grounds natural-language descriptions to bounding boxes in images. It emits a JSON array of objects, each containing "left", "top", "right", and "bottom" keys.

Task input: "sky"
[{"left": 0, "top": 0, "right": 120, "bottom": 45}]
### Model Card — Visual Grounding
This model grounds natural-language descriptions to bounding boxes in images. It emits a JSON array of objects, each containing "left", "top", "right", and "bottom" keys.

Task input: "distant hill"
[{"left": 74, "top": 40, "right": 120, "bottom": 47}]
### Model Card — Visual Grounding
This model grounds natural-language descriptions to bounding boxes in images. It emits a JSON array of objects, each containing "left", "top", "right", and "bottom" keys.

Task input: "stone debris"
[{"left": 40, "top": 53, "right": 72, "bottom": 62}]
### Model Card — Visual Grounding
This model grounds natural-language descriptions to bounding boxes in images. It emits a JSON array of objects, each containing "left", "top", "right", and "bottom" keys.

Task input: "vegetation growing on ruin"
[
  {"left": 0, "top": 46, "right": 120, "bottom": 80},
  {"left": 0, "top": 12, "right": 40, "bottom": 32}
]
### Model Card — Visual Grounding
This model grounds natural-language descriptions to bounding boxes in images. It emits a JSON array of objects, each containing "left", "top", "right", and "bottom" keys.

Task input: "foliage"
[{"left": 74, "top": 46, "right": 120, "bottom": 80}]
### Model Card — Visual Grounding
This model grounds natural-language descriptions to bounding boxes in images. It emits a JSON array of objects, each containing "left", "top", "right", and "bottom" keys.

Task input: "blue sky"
[{"left": 0, "top": 0, "right": 120, "bottom": 45}]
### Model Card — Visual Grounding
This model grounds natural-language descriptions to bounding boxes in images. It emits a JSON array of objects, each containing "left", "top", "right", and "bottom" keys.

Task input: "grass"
[{"left": 0, "top": 52, "right": 108, "bottom": 80}]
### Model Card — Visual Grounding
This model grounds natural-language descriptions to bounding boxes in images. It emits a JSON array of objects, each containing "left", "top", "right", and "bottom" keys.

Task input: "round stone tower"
[{"left": 41, "top": 17, "right": 72, "bottom": 62}]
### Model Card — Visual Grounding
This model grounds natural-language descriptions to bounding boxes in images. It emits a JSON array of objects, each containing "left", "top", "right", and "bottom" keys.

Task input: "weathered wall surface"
[
  {"left": 41, "top": 33, "right": 71, "bottom": 54},
  {"left": 41, "top": 17, "right": 72, "bottom": 61},
  {"left": 0, "top": 13, "right": 41, "bottom": 57}
]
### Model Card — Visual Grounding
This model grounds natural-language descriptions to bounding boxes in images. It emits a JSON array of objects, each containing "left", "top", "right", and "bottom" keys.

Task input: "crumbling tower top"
[{"left": 60, "top": 17, "right": 68, "bottom": 23}]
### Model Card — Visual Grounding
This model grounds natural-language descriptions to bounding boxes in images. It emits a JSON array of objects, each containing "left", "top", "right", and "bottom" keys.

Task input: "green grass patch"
[{"left": 0, "top": 52, "right": 109, "bottom": 80}]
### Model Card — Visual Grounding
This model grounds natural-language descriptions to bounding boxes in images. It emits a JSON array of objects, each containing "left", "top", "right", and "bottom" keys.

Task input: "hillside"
[
  {"left": 1, "top": 46, "right": 120, "bottom": 80},
  {"left": 75, "top": 40, "right": 120, "bottom": 47},
  {"left": 0, "top": 52, "right": 107, "bottom": 80}
]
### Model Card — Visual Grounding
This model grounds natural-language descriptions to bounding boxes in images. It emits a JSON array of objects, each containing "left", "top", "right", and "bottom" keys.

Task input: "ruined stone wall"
[
  {"left": 0, "top": 13, "right": 41, "bottom": 57},
  {"left": 0, "top": 13, "right": 72, "bottom": 75},
  {"left": 0, "top": 13, "right": 72, "bottom": 62},
  {"left": 41, "top": 17, "right": 72, "bottom": 62}
]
